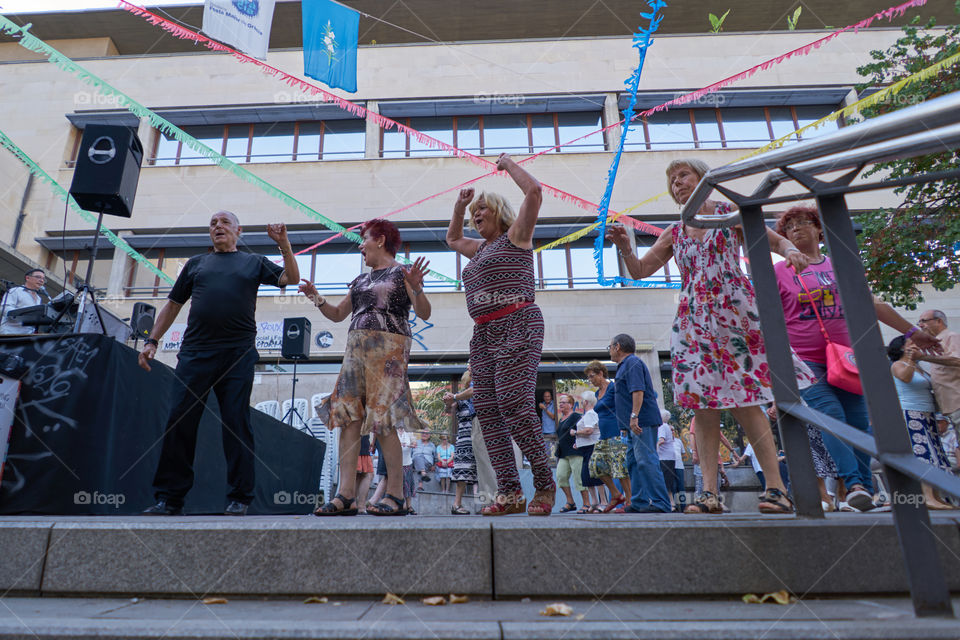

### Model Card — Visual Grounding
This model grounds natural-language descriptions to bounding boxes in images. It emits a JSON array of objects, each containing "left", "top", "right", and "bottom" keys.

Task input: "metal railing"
[{"left": 679, "top": 89, "right": 960, "bottom": 618}]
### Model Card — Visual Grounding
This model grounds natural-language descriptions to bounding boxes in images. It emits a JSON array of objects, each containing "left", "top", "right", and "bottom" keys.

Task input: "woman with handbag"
[{"left": 773, "top": 206, "right": 941, "bottom": 512}]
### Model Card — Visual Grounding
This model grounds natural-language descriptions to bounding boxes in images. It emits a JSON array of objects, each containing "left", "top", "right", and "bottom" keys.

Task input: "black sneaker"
[
  {"left": 224, "top": 500, "right": 249, "bottom": 516},
  {"left": 142, "top": 500, "right": 183, "bottom": 516}
]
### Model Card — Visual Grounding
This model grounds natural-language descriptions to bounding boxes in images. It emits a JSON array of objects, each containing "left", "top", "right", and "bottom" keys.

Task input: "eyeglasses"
[
  {"left": 918, "top": 318, "right": 938, "bottom": 324},
  {"left": 783, "top": 219, "right": 816, "bottom": 233}
]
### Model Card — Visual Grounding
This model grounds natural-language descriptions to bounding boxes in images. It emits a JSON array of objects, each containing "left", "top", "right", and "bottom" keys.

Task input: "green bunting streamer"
[
  {"left": 0, "top": 125, "right": 174, "bottom": 285},
  {"left": 0, "top": 16, "right": 460, "bottom": 285}
]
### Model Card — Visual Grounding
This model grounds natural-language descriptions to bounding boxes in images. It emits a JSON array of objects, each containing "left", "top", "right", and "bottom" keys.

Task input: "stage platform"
[{"left": 2, "top": 512, "right": 960, "bottom": 601}]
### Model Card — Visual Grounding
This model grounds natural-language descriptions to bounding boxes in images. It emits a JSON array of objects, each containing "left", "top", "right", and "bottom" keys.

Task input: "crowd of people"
[{"left": 132, "top": 155, "right": 960, "bottom": 516}]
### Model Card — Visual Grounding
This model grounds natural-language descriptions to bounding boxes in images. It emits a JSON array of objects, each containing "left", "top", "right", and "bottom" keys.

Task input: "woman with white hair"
[
  {"left": 446, "top": 153, "right": 555, "bottom": 516},
  {"left": 607, "top": 158, "right": 815, "bottom": 515},
  {"left": 656, "top": 408, "right": 681, "bottom": 510},
  {"left": 575, "top": 390, "right": 604, "bottom": 512}
]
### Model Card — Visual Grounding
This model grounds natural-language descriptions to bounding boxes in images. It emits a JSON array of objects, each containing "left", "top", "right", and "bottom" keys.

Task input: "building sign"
[{"left": 162, "top": 320, "right": 285, "bottom": 351}]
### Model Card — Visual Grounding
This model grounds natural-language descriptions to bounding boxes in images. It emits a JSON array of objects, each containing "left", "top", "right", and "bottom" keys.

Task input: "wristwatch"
[
  {"left": 630, "top": 412, "right": 638, "bottom": 419},
  {"left": 144, "top": 338, "right": 159, "bottom": 347}
]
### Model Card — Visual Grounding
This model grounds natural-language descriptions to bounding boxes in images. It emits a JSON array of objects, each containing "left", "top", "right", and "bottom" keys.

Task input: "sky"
[{"left": 0, "top": 0, "right": 196, "bottom": 12}]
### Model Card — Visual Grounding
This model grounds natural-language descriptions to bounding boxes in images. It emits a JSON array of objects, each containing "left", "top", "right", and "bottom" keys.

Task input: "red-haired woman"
[
  {"left": 445, "top": 153, "right": 556, "bottom": 516},
  {"left": 299, "top": 219, "right": 432, "bottom": 516},
  {"left": 774, "top": 206, "right": 940, "bottom": 511}
]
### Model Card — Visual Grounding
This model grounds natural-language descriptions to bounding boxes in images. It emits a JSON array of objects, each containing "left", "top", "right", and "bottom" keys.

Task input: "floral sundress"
[{"left": 670, "top": 206, "right": 815, "bottom": 410}]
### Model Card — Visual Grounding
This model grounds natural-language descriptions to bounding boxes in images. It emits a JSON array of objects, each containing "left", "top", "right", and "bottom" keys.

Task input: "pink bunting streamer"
[{"left": 118, "top": 1, "right": 493, "bottom": 169}]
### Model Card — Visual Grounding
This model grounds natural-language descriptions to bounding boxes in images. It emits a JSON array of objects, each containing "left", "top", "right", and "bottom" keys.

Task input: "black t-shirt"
[
  {"left": 556, "top": 412, "right": 582, "bottom": 459},
  {"left": 169, "top": 251, "right": 284, "bottom": 351}
]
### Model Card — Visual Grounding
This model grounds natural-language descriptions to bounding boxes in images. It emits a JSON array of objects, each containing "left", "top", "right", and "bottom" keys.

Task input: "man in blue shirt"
[{"left": 609, "top": 333, "right": 671, "bottom": 513}]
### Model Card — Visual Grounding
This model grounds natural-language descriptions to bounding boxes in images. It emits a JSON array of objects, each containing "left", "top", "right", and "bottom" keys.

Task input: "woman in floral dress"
[{"left": 607, "top": 158, "right": 814, "bottom": 514}]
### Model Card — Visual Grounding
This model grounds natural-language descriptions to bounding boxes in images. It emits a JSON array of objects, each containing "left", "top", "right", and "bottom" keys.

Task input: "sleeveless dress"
[{"left": 670, "top": 207, "right": 814, "bottom": 410}]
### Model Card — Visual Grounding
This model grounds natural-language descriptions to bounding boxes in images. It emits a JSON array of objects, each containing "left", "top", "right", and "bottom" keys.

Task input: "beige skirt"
[{"left": 318, "top": 329, "right": 423, "bottom": 436}]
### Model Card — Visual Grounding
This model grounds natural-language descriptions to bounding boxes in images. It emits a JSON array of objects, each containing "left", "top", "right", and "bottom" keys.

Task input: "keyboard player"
[{"left": 0, "top": 269, "right": 47, "bottom": 335}]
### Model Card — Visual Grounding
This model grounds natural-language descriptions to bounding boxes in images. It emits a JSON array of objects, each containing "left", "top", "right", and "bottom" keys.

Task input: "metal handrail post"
[
  {"left": 738, "top": 203, "right": 823, "bottom": 518},
  {"left": 816, "top": 191, "right": 952, "bottom": 617}
]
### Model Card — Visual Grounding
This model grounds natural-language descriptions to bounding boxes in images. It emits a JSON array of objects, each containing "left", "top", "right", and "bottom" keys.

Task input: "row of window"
[
  {"left": 144, "top": 104, "right": 839, "bottom": 166},
  {"left": 103, "top": 242, "right": 681, "bottom": 298}
]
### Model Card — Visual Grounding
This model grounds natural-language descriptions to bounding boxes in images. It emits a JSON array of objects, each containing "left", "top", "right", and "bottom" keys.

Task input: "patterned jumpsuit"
[{"left": 461, "top": 233, "right": 555, "bottom": 496}]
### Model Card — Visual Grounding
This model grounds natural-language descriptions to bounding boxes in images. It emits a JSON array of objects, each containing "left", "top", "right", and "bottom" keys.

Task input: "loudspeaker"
[
  {"left": 282, "top": 317, "right": 311, "bottom": 360},
  {"left": 69, "top": 125, "right": 143, "bottom": 218},
  {"left": 130, "top": 302, "right": 155, "bottom": 339}
]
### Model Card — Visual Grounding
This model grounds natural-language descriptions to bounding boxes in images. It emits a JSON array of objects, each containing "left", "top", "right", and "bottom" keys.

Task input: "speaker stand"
[
  {"left": 73, "top": 209, "right": 108, "bottom": 335},
  {"left": 280, "top": 359, "right": 311, "bottom": 435}
]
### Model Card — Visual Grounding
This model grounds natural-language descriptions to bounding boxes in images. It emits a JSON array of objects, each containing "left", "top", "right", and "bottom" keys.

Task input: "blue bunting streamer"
[{"left": 593, "top": 1, "right": 668, "bottom": 287}]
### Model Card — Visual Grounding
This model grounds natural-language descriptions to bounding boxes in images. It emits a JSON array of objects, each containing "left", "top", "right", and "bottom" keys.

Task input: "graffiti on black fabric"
[{"left": 16, "top": 337, "right": 100, "bottom": 437}]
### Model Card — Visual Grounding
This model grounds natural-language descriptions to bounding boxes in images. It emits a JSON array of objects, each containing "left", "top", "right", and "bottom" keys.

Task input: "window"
[
  {"left": 250, "top": 122, "right": 295, "bottom": 162},
  {"left": 768, "top": 107, "right": 798, "bottom": 144},
  {"left": 321, "top": 120, "right": 365, "bottom": 160},
  {"left": 483, "top": 114, "right": 530, "bottom": 155},
  {"left": 795, "top": 105, "right": 839, "bottom": 140},
  {"left": 455, "top": 116, "right": 481, "bottom": 154},
  {"left": 718, "top": 107, "right": 770, "bottom": 147},
  {"left": 224, "top": 124, "right": 250, "bottom": 162},
  {"left": 539, "top": 248, "right": 568, "bottom": 289},
  {"left": 408, "top": 117, "right": 454, "bottom": 157},
  {"left": 153, "top": 131, "right": 180, "bottom": 166},
  {"left": 530, "top": 114, "right": 557, "bottom": 152},
  {"left": 409, "top": 250, "right": 459, "bottom": 291},
  {"left": 557, "top": 111, "right": 605, "bottom": 152},
  {"left": 570, "top": 246, "right": 618, "bottom": 287},
  {"left": 178, "top": 125, "right": 224, "bottom": 165},
  {"left": 693, "top": 110, "right": 723, "bottom": 149},
  {"left": 645, "top": 110, "right": 695, "bottom": 150},
  {"left": 296, "top": 122, "right": 323, "bottom": 161}
]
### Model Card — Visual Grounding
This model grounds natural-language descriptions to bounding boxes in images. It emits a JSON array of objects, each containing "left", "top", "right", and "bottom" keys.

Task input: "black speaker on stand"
[
  {"left": 129, "top": 302, "right": 156, "bottom": 346},
  {"left": 280, "top": 317, "right": 311, "bottom": 432},
  {"left": 59, "top": 125, "right": 144, "bottom": 336}
]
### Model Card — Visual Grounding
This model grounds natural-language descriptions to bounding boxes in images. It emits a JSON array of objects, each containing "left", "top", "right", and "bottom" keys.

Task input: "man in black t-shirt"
[{"left": 138, "top": 211, "right": 299, "bottom": 516}]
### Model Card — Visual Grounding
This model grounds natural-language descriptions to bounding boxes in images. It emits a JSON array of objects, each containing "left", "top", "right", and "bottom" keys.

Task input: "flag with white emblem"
[{"left": 302, "top": 0, "right": 360, "bottom": 93}]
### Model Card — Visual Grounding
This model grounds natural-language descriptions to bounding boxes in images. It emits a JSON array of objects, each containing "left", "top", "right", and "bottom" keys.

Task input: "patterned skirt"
[
  {"left": 905, "top": 410, "right": 950, "bottom": 470},
  {"left": 451, "top": 401, "right": 478, "bottom": 484},
  {"left": 589, "top": 437, "right": 628, "bottom": 479},
  {"left": 318, "top": 329, "right": 422, "bottom": 437},
  {"left": 806, "top": 424, "right": 837, "bottom": 479}
]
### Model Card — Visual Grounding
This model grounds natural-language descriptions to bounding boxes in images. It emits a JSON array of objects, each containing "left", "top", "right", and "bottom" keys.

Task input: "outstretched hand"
[
  {"left": 402, "top": 256, "right": 430, "bottom": 290},
  {"left": 298, "top": 278, "right": 319, "bottom": 301}
]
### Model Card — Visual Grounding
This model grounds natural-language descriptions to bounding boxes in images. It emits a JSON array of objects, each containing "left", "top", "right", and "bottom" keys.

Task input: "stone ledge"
[{"left": 0, "top": 522, "right": 51, "bottom": 595}]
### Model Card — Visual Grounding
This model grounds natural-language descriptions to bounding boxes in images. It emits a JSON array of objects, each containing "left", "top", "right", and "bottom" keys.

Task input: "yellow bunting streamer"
[{"left": 536, "top": 47, "right": 960, "bottom": 254}]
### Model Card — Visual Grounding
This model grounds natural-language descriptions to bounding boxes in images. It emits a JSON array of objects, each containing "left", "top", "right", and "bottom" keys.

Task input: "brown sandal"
[
  {"left": 758, "top": 488, "right": 794, "bottom": 514},
  {"left": 684, "top": 491, "right": 723, "bottom": 514},
  {"left": 481, "top": 493, "right": 526, "bottom": 516},
  {"left": 527, "top": 488, "right": 556, "bottom": 516}
]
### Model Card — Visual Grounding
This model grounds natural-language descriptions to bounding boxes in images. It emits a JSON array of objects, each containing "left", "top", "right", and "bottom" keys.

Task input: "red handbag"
[{"left": 797, "top": 277, "right": 862, "bottom": 395}]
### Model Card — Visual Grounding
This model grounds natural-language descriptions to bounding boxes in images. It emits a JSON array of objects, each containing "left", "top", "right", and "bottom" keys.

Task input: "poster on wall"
[
  {"left": 0, "top": 374, "right": 21, "bottom": 483},
  {"left": 162, "top": 321, "right": 285, "bottom": 351}
]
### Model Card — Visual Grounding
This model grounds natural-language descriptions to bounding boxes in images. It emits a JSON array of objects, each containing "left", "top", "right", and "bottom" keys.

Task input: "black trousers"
[{"left": 152, "top": 345, "right": 259, "bottom": 508}]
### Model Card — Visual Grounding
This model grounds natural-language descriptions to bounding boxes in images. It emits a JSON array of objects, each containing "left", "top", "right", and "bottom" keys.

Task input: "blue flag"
[{"left": 302, "top": 0, "right": 359, "bottom": 93}]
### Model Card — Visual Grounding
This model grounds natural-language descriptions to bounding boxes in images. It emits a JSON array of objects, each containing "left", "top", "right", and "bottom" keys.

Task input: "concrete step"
[
  {"left": 2, "top": 513, "right": 960, "bottom": 600},
  {"left": 1, "top": 595, "right": 959, "bottom": 639}
]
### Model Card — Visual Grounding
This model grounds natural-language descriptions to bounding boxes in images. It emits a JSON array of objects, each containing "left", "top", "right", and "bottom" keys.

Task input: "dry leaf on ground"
[
  {"left": 422, "top": 596, "right": 447, "bottom": 606},
  {"left": 742, "top": 590, "right": 795, "bottom": 605},
  {"left": 202, "top": 597, "right": 228, "bottom": 605},
  {"left": 540, "top": 603, "right": 573, "bottom": 617},
  {"left": 382, "top": 593, "right": 405, "bottom": 605},
  {"left": 449, "top": 594, "right": 469, "bottom": 604},
  {"left": 303, "top": 596, "right": 328, "bottom": 604}
]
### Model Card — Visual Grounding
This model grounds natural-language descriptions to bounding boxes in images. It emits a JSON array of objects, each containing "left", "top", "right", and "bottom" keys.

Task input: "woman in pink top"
[{"left": 773, "top": 205, "right": 940, "bottom": 511}]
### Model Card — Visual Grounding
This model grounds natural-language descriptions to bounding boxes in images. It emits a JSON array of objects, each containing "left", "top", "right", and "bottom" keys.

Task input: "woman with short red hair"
[{"left": 299, "top": 218, "right": 432, "bottom": 516}]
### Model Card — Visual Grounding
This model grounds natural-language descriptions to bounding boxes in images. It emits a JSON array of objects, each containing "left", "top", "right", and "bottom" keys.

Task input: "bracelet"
[
  {"left": 904, "top": 326, "right": 920, "bottom": 340},
  {"left": 314, "top": 296, "right": 326, "bottom": 308},
  {"left": 784, "top": 247, "right": 800, "bottom": 254},
  {"left": 144, "top": 338, "right": 159, "bottom": 347},
  {"left": 411, "top": 288, "right": 423, "bottom": 297}
]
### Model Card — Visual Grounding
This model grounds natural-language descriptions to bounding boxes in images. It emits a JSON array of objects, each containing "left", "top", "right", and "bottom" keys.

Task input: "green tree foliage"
[{"left": 854, "top": 4, "right": 960, "bottom": 308}]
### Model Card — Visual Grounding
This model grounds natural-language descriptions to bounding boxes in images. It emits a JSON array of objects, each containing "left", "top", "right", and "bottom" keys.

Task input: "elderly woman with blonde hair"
[
  {"left": 606, "top": 158, "right": 815, "bottom": 515},
  {"left": 445, "top": 153, "right": 555, "bottom": 516}
]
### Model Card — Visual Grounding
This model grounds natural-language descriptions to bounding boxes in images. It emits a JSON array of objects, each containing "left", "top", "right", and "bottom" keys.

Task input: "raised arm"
[
  {"left": 501, "top": 154, "right": 543, "bottom": 250},
  {"left": 762, "top": 226, "right": 808, "bottom": 273},
  {"left": 402, "top": 256, "right": 432, "bottom": 321},
  {"left": 873, "top": 299, "right": 941, "bottom": 353},
  {"left": 267, "top": 223, "right": 300, "bottom": 286},
  {"left": 606, "top": 223, "right": 674, "bottom": 280},
  {"left": 446, "top": 188, "right": 483, "bottom": 259},
  {"left": 299, "top": 279, "right": 352, "bottom": 322}
]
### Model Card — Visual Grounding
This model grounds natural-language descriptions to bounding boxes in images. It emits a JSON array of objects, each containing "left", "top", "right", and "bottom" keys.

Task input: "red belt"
[{"left": 473, "top": 301, "right": 533, "bottom": 325}]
